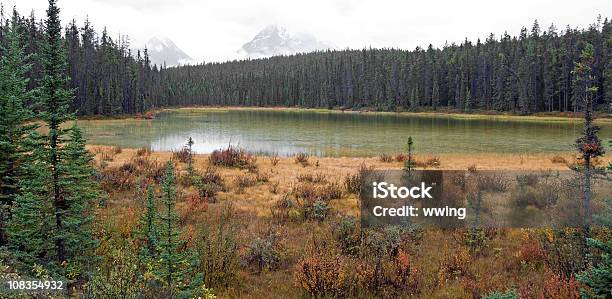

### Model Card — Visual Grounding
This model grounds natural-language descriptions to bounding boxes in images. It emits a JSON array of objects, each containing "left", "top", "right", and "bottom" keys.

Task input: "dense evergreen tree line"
[
  {"left": 0, "top": 6, "right": 159, "bottom": 115},
  {"left": 0, "top": 7, "right": 610, "bottom": 116},
  {"left": 161, "top": 18, "right": 611, "bottom": 114}
]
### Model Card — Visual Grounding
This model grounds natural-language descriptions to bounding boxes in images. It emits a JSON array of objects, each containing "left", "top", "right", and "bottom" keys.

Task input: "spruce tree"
[
  {"left": 7, "top": 134, "right": 51, "bottom": 266},
  {"left": 0, "top": 11, "right": 36, "bottom": 245},
  {"left": 8, "top": 0, "right": 100, "bottom": 275},
  {"left": 577, "top": 237, "right": 612, "bottom": 298},
  {"left": 57, "top": 125, "right": 100, "bottom": 270},
  {"left": 136, "top": 186, "right": 159, "bottom": 261},
  {"left": 156, "top": 161, "right": 189, "bottom": 295},
  {"left": 573, "top": 43, "right": 605, "bottom": 229},
  {"left": 186, "top": 137, "right": 194, "bottom": 177},
  {"left": 38, "top": 0, "right": 76, "bottom": 266},
  {"left": 404, "top": 136, "right": 415, "bottom": 173}
]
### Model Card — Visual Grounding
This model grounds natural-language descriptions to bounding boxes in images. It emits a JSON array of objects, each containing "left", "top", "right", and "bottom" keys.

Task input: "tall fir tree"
[
  {"left": 573, "top": 43, "right": 605, "bottom": 229},
  {"left": 6, "top": 134, "right": 51, "bottom": 266},
  {"left": 39, "top": 0, "right": 76, "bottom": 266},
  {"left": 8, "top": 0, "right": 100, "bottom": 276},
  {"left": 156, "top": 161, "right": 189, "bottom": 296},
  {"left": 0, "top": 10, "right": 36, "bottom": 245},
  {"left": 136, "top": 186, "right": 159, "bottom": 262},
  {"left": 57, "top": 124, "right": 100, "bottom": 271}
]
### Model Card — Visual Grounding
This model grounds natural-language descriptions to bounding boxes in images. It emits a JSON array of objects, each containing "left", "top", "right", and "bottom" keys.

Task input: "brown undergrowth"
[{"left": 89, "top": 145, "right": 601, "bottom": 298}]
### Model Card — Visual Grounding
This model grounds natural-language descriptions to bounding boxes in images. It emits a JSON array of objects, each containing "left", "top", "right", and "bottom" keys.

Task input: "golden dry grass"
[
  {"left": 88, "top": 145, "right": 604, "bottom": 218},
  {"left": 88, "top": 145, "right": 605, "bottom": 298}
]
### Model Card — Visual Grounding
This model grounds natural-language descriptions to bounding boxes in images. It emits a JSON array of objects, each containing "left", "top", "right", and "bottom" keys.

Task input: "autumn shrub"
[
  {"left": 268, "top": 181, "right": 279, "bottom": 194},
  {"left": 518, "top": 271, "right": 581, "bottom": 298},
  {"left": 235, "top": 174, "right": 257, "bottom": 193},
  {"left": 201, "top": 167, "right": 224, "bottom": 188},
  {"left": 255, "top": 171, "right": 270, "bottom": 183},
  {"left": 297, "top": 172, "right": 328, "bottom": 184},
  {"left": 136, "top": 146, "right": 151, "bottom": 157},
  {"left": 424, "top": 156, "right": 441, "bottom": 167},
  {"left": 550, "top": 155, "right": 567, "bottom": 164},
  {"left": 294, "top": 152, "right": 310, "bottom": 167},
  {"left": 148, "top": 164, "right": 167, "bottom": 184},
  {"left": 294, "top": 182, "right": 318, "bottom": 202},
  {"left": 294, "top": 254, "right": 347, "bottom": 297},
  {"left": 317, "top": 182, "right": 343, "bottom": 201},
  {"left": 379, "top": 153, "right": 394, "bottom": 163},
  {"left": 196, "top": 209, "right": 240, "bottom": 288},
  {"left": 516, "top": 234, "right": 547, "bottom": 266},
  {"left": 271, "top": 193, "right": 298, "bottom": 223},
  {"left": 269, "top": 155, "right": 280, "bottom": 167},
  {"left": 98, "top": 165, "right": 136, "bottom": 192},
  {"left": 112, "top": 145, "right": 122, "bottom": 155},
  {"left": 243, "top": 232, "right": 284, "bottom": 272},
  {"left": 477, "top": 173, "right": 509, "bottom": 192},
  {"left": 186, "top": 192, "right": 208, "bottom": 212},
  {"left": 437, "top": 247, "right": 471, "bottom": 283},
  {"left": 334, "top": 216, "right": 361, "bottom": 256},
  {"left": 86, "top": 243, "right": 142, "bottom": 298},
  {"left": 100, "top": 151, "right": 114, "bottom": 162},
  {"left": 200, "top": 182, "right": 222, "bottom": 202},
  {"left": 344, "top": 163, "right": 372, "bottom": 194},
  {"left": 464, "top": 228, "right": 489, "bottom": 254},
  {"left": 538, "top": 229, "right": 588, "bottom": 277},
  {"left": 467, "top": 164, "right": 478, "bottom": 172},
  {"left": 303, "top": 200, "right": 330, "bottom": 221},
  {"left": 352, "top": 234, "right": 421, "bottom": 296},
  {"left": 510, "top": 186, "right": 551, "bottom": 209},
  {"left": 294, "top": 181, "right": 342, "bottom": 203},
  {"left": 172, "top": 147, "right": 190, "bottom": 163},
  {"left": 515, "top": 173, "right": 540, "bottom": 186},
  {"left": 209, "top": 145, "right": 256, "bottom": 169},
  {"left": 394, "top": 153, "right": 407, "bottom": 162}
]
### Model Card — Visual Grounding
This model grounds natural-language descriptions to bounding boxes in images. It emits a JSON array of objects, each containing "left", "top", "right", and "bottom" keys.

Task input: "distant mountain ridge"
[
  {"left": 238, "top": 24, "right": 334, "bottom": 59},
  {"left": 138, "top": 37, "right": 194, "bottom": 67}
]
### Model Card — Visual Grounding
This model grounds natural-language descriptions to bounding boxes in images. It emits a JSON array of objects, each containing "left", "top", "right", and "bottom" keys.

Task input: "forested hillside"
[{"left": 1, "top": 6, "right": 610, "bottom": 115}]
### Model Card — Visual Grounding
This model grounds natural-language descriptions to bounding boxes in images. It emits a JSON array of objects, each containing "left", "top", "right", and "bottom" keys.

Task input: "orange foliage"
[{"left": 294, "top": 254, "right": 346, "bottom": 297}]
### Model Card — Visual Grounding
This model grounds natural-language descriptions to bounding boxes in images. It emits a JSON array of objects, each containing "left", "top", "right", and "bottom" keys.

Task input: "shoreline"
[
  {"left": 87, "top": 145, "right": 605, "bottom": 171},
  {"left": 77, "top": 105, "right": 612, "bottom": 124}
]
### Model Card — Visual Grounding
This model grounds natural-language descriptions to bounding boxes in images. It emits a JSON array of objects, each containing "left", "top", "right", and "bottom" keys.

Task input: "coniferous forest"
[
  {"left": 0, "top": 0, "right": 611, "bottom": 298},
  {"left": 0, "top": 5, "right": 611, "bottom": 115}
]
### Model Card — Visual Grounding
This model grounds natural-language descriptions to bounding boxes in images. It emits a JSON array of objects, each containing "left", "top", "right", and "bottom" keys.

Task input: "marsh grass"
[{"left": 88, "top": 146, "right": 599, "bottom": 298}]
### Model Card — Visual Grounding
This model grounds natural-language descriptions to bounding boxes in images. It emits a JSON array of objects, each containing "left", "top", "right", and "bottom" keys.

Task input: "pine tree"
[
  {"left": 37, "top": 0, "right": 80, "bottom": 267},
  {"left": 136, "top": 186, "right": 159, "bottom": 261},
  {"left": 577, "top": 237, "right": 612, "bottom": 298},
  {"left": 57, "top": 124, "right": 100, "bottom": 270},
  {"left": 7, "top": 0, "right": 100, "bottom": 276},
  {"left": 0, "top": 10, "right": 36, "bottom": 245},
  {"left": 573, "top": 43, "right": 605, "bottom": 228},
  {"left": 404, "top": 136, "right": 415, "bottom": 173},
  {"left": 6, "top": 134, "right": 51, "bottom": 266},
  {"left": 156, "top": 161, "right": 189, "bottom": 295},
  {"left": 186, "top": 137, "right": 194, "bottom": 177}
]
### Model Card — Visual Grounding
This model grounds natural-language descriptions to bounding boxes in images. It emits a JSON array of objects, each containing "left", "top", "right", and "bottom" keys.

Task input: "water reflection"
[{"left": 77, "top": 109, "right": 609, "bottom": 157}]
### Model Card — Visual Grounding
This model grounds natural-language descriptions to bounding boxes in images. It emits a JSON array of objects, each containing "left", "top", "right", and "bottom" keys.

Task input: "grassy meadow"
[{"left": 88, "top": 144, "right": 609, "bottom": 298}]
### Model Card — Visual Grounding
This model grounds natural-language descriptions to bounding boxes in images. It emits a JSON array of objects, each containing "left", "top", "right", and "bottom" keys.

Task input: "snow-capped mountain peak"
[
  {"left": 140, "top": 36, "right": 193, "bottom": 67},
  {"left": 238, "top": 25, "right": 334, "bottom": 59}
]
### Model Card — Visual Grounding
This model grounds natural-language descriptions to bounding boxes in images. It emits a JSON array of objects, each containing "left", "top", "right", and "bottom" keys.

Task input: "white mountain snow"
[
  {"left": 238, "top": 25, "right": 334, "bottom": 59},
  {"left": 139, "top": 37, "right": 194, "bottom": 67}
]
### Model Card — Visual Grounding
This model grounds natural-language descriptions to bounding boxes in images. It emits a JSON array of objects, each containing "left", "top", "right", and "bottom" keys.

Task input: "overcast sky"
[{"left": 4, "top": 0, "right": 611, "bottom": 63}]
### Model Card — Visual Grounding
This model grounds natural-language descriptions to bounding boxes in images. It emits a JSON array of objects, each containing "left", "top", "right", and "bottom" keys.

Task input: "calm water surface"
[{"left": 77, "top": 109, "right": 612, "bottom": 157}]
